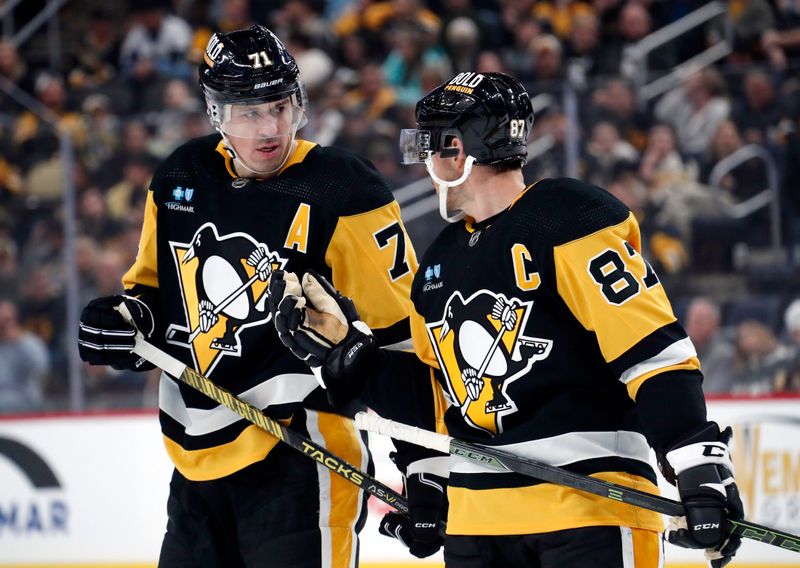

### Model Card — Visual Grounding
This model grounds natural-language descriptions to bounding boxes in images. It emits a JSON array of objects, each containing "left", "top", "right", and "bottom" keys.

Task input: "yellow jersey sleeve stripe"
[
  {"left": 554, "top": 212, "right": 676, "bottom": 362},
  {"left": 163, "top": 424, "right": 281, "bottom": 481},
  {"left": 411, "top": 305, "right": 439, "bottom": 368},
  {"left": 325, "top": 200, "right": 417, "bottom": 331},
  {"left": 122, "top": 191, "right": 159, "bottom": 290}
]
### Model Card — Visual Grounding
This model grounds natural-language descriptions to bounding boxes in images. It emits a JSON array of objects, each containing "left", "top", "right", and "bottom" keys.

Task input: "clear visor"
[
  {"left": 217, "top": 96, "right": 306, "bottom": 139},
  {"left": 399, "top": 129, "right": 432, "bottom": 164}
]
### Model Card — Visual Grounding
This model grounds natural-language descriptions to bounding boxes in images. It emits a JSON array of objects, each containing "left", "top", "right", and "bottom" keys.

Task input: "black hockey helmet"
[
  {"left": 400, "top": 72, "right": 533, "bottom": 167},
  {"left": 199, "top": 25, "right": 307, "bottom": 136}
]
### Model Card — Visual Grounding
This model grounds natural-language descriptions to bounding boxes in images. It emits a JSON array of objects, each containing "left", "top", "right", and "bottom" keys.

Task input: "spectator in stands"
[
  {"left": 98, "top": 119, "right": 157, "bottom": 188},
  {"left": 148, "top": 78, "right": 204, "bottom": 158},
  {"left": 700, "top": 119, "right": 769, "bottom": 203},
  {"left": 437, "top": 0, "right": 503, "bottom": 51},
  {"left": 64, "top": 8, "right": 122, "bottom": 94},
  {"left": 363, "top": 0, "right": 441, "bottom": 43},
  {"left": 341, "top": 61, "right": 400, "bottom": 122},
  {"left": 19, "top": 215, "right": 63, "bottom": 283},
  {"left": 730, "top": 318, "right": 793, "bottom": 394},
  {"left": 382, "top": 22, "right": 450, "bottom": 106},
  {"left": 0, "top": 40, "right": 34, "bottom": 113},
  {"left": 779, "top": 299, "right": 800, "bottom": 391},
  {"left": 707, "top": 0, "right": 775, "bottom": 67},
  {"left": 106, "top": 153, "right": 155, "bottom": 224},
  {"left": 76, "top": 236, "right": 101, "bottom": 307},
  {"left": 639, "top": 122, "right": 696, "bottom": 192},
  {"left": 499, "top": 17, "right": 541, "bottom": 83},
  {"left": 563, "top": 12, "right": 602, "bottom": 78},
  {"left": 78, "top": 187, "right": 123, "bottom": 242},
  {"left": 586, "top": 78, "right": 650, "bottom": 151},
  {"left": 270, "top": 0, "right": 335, "bottom": 52},
  {"left": 731, "top": 68, "right": 786, "bottom": 145},
  {"left": 529, "top": 34, "right": 566, "bottom": 94},
  {"left": 532, "top": 0, "right": 595, "bottom": 41},
  {"left": 783, "top": 112, "right": 800, "bottom": 219},
  {"left": 17, "top": 267, "right": 64, "bottom": 392},
  {"left": 13, "top": 72, "right": 85, "bottom": 175},
  {"left": 475, "top": 50, "right": 507, "bottom": 74},
  {"left": 684, "top": 297, "right": 736, "bottom": 394},
  {"left": 0, "top": 235, "right": 19, "bottom": 301},
  {"left": 80, "top": 94, "right": 120, "bottom": 176},
  {"left": 655, "top": 68, "right": 731, "bottom": 159},
  {"left": 0, "top": 299, "right": 49, "bottom": 412},
  {"left": 582, "top": 119, "right": 639, "bottom": 188},
  {"left": 761, "top": 0, "right": 800, "bottom": 71},
  {"left": 599, "top": 1, "right": 675, "bottom": 78},
  {"left": 119, "top": 0, "right": 193, "bottom": 111},
  {"left": 442, "top": 16, "right": 482, "bottom": 73},
  {"left": 286, "top": 32, "right": 335, "bottom": 98},
  {"left": 636, "top": 122, "right": 729, "bottom": 260}
]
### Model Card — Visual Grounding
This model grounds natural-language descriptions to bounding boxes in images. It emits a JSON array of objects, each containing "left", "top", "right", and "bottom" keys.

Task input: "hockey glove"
[
  {"left": 268, "top": 270, "right": 377, "bottom": 405},
  {"left": 78, "top": 294, "right": 156, "bottom": 371},
  {"left": 379, "top": 459, "right": 448, "bottom": 558},
  {"left": 661, "top": 421, "right": 744, "bottom": 568}
]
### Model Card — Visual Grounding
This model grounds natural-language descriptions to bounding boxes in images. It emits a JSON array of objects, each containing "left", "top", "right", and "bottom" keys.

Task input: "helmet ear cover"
[{"left": 437, "top": 129, "right": 462, "bottom": 159}]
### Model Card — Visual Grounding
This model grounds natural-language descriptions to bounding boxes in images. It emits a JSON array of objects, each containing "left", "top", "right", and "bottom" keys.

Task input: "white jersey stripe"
[
  {"left": 619, "top": 337, "right": 697, "bottom": 385},
  {"left": 306, "top": 410, "right": 333, "bottom": 568},
  {"left": 620, "top": 526, "right": 634, "bottom": 568},
  {"left": 159, "top": 370, "right": 319, "bottom": 436},
  {"left": 451, "top": 430, "right": 651, "bottom": 474}
]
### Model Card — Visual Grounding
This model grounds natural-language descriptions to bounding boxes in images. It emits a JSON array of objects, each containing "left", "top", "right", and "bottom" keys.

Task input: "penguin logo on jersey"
[
  {"left": 426, "top": 290, "right": 553, "bottom": 435},
  {"left": 165, "top": 223, "right": 288, "bottom": 375}
]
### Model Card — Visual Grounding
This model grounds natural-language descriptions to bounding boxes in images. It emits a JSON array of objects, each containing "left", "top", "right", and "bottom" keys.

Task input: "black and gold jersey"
[
  {"left": 122, "top": 134, "right": 417, "bottom": 481},
  {"left": 404, "top": 177, "right": 702, "bottom": 535}
]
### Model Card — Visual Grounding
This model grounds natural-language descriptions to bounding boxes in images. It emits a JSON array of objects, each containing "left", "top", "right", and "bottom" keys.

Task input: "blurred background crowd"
[{"left": 0, "top": 0, "right": 799, "bottom": 413}]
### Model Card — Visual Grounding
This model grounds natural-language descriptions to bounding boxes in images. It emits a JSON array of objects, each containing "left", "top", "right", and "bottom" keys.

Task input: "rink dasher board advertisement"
[{"left": 0, "top": 398, "right": 798, "bottom": 567}]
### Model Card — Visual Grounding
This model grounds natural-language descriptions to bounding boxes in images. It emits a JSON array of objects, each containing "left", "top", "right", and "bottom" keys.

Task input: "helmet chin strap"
[
  {"left": 425, "top": 155, "right": 476, "bottom": 223},
  {"left": 219, "top": 130, "right": 297, "bottom": 178}
]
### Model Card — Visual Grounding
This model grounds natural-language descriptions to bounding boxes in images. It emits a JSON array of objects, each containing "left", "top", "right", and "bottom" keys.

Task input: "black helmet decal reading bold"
[{"left": 415, "top": 72, "right": 534, "bottom": 166}]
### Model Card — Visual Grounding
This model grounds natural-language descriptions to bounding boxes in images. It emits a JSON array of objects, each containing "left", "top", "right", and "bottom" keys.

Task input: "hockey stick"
[
  {"left": 355, "top": 411, "right": 800, "bottom": 553},
  {"left": 118, "top": 304, "right": 409, "bottom": 515}
]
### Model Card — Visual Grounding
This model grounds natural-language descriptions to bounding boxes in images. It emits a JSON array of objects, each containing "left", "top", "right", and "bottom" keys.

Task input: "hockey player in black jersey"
[
  {"left": 270, "top": 72, "right": 745, "bottom": 567},
  {"left": 77, "top": 25, "right": 421, "bottom": 567}
]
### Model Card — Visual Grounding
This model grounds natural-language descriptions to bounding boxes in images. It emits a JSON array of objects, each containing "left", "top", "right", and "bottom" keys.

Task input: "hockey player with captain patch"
[
  {"left": 77, "top": 24, "right": 425, "bottom": 567},
  {"left": 270, "top": 72, "right": 745, "bottom": 567}
]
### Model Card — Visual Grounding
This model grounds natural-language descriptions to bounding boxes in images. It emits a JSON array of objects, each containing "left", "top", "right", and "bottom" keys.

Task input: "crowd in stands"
[{"left": 0, "top": 0, "right": 799, "bottom": 411}]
